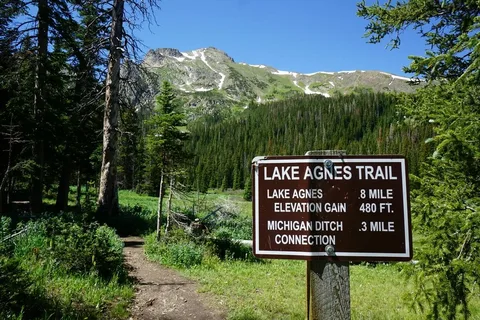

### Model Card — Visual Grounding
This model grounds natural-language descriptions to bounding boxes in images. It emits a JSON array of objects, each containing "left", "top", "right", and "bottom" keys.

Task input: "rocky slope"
[{"left": 136, "top": 47, "right": 421, "bottom": 112}]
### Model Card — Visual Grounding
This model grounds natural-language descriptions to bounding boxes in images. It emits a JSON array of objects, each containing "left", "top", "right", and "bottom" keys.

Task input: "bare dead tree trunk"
[
  {"left": 31, "top": 0, "right": 49, "bottom": 213},
  {"left": 97, "top": 0, "right": 124, "bottom": 216},
  {"left": 156, "top": 170, "right": 164, "bottom": 241},
  {"left": 164, "top": 175, "right": 174, "bottom": 237}
]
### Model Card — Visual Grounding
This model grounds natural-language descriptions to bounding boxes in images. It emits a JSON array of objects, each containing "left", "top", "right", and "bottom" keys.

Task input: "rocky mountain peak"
[
  {"left": 143, "top": 48, "right": 183, "bottom": 66},
  {"left": 204, "top": 47, "right": 235, "bottom": 63},
  {"left": 135, "top": 46, "right": 421, "bottom": 115}
]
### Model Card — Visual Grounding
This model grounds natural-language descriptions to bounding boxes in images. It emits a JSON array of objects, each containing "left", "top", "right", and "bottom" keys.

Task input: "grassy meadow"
[
  {"left": 0, "top": 213, "right": 133, "bottom": 319},
  {"left": 119, "top": 188, "right": 480, "bottom": 319}
]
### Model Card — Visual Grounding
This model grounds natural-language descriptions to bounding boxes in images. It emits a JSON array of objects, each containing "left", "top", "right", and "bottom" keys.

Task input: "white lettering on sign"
[
  {"left": 292, "top": 188, "right": 323, "bottom": 199},
  {"left": 369, "top": 221, "right": 395, "bottom": 232},
  {"left": 324, "top": 202, "right": 346, "bottom": 213},
  {"left": 274, "top": 234, "right": 336, "bottom": 246},
  {"left": 273, "top": 202, "right": 346, "bottom": 213},
  {"left": 360, "top": 203, "right": 394, "bottom": 213},
  {"left": 379, "top": 203, "right": 393, "bottom": 213},
  {"left": 356, "top": 166, "right": 398, "bottom": 180},
  {"left": 267, "top": 220, "right": 313, "bottom": 231},
  {"left": 315, "top": 220, "right": 343, "bottom": 231},
  {"left": 368, "top": 189, "right": 393, "bottom": 199},
  {"left": 264, "top": 166, "right": 300, "bottom": 180},
  {"left": 274, "top": 202, "right": 322, "bottom": 213},
  {"left": 303, "top": 165, "right": 352, "bottom": 180},
  {"left": 267, "top": 220, "right": 343, "bottom": 232},
  {"left": 253, "top": 156, "right": 411, "bottom": 261},
  {"left": 263, "top": 164, "right": 399, "bottom": 181},
  {"left": 266, "top": 189, "right": 290, "bottom": 199}
]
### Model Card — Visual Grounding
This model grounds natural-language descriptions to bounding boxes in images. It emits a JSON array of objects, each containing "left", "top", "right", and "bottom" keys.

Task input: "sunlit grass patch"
[
  {"left": 184, "top": 259, "right": 306, "bottom": 320},
  {"left": 1, "top": 215, "right": 133, "bottom": 319},
  {"left": 119, "top": 190, "right": 158, "bottom": 212},
  {"left": 42, "top": 272, "right": 133, "bottom": 319},
  {"left": 129, "top": 190, "right": 480, "bottom": 319}
]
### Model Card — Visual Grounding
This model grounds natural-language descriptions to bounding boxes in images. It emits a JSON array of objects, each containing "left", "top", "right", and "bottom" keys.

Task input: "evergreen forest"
[
  {"left": 0, "top": 0, "right": 479, "bottom": 319},
  {"left": 184, "top": 91, "right": 433, "bottom": 193}
]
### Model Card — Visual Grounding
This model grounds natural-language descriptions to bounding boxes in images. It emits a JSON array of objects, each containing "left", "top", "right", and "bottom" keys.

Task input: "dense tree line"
[
  {"left": 358, "top": 0, "right": 480, "bottom": 318},
  {"left": 185, "top": 91, "right": 433, "bottom": 193},
  {"left": 0, "top": 0, "right": 106, "bottom": 213},
  {"left": 0, "top": 0, "right": 160, "bottom": 214}
]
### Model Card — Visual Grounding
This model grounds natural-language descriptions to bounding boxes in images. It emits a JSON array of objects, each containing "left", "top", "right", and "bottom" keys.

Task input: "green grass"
[
  {"left": 119, "top": 189, "right": 252, "bottom": 220},
  {"left": 37, "top": 269, "right": 133, "bottom": 319},
  {"left": 351, "top": 264, "right": 417, "bottom": 319},
  {"left": 119, "top": 190, "right": 159, "bottom": 212},
  {"left": 1, "top": 214, "right": 134, "bottom": 319},
  {"left": 180, "top": 258, "right": 441, "bottom": 319},
  {"left": 130, "top": 189, "right": 480, "bottom": 319},
  {"left": 185, "top": 259, "right": 306, "bottom": 320},
  {"left": 309, "top": 82, "right": 328, "bottom": 90}
]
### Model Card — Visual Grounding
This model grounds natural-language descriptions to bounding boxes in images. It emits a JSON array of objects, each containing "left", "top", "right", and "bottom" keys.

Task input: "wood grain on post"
[
  {"left": 309, "top": 261, "right": 350, "bottom": 319},
  {"left": 305, "top": 150, "right": 350, "bottom": 320}
]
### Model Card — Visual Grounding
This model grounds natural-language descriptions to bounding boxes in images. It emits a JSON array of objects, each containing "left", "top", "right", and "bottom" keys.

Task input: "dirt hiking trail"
[{"left": 123, "top": 237, "right": 226, "bottom": 320}]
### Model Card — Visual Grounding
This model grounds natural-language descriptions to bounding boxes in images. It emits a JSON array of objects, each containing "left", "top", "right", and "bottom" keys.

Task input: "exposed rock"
[{"left": 126, "top": 47, "right": 423, "bottom": 118}]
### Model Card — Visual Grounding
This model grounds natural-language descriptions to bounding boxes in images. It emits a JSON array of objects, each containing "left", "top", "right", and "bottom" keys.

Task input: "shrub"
[
  {"left": 145, "top": 233, "right": 204, "bottom": 268},
  {"left": 12, "top": 215, "right": 125, "bottom": 279},
  {"left": 0, "top": 257, "right": 52, "bottom": 319},
  {"left": 49, "top": 220, "right": 124, "bottom": 278},
  {"left": 0, "top": 257, "right": 31, "bottom": 317},
  {"left": 211, "top": 215, "right": 252, "bottom": 240},
  {"left": 12, "top": 223, "right": 48, "bottom": 261},
  {"left": 0, "top": 216, "right": 13, "bottom": 254},
  {"left": 207, "top": 230, "right": 258, "bottom": 262},
  {"left": 99, "top": 204, "right": 157, "bottom": 236}
]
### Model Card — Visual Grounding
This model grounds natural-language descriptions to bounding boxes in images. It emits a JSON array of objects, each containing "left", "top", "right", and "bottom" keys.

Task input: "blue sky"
[{"left": 137, "top": 0, "right": 427, "bottom": 76}]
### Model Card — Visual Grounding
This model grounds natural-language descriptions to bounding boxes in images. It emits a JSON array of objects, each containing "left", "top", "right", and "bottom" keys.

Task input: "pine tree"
[
  {"left": 145, "top": 81, "right": 190, "bottom": 240},
  {"left": 358, "top": 1, "right": 480, "bottom": 318}
]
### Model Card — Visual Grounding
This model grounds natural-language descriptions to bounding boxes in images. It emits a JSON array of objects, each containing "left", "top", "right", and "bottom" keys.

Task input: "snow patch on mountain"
[
  {"left": 218, "top": 73, "right": 226, "bottom": 89},
  {"left": 329, "top": 81, "right": 335, "bottom": 87},
  {"left": 305, "top": 71, "right": 335, "bottom": 76},
  {"left": 272, "top": 70, "right": 298, "bottom": 78},
  {"left": 194, "top": 87, "right": 214, "bottom": 92},
  {"left": 380, "top": 72, "right": 412, "bottom": 81},
  {"left": 173, "top": 56, "right": 186, "bottom": 62},
  {"left": 199, "top": 50, "right": 226, "bottom": 89},
  {"left": 250, "top": 64, "right": 267, "bottom": 69},
  {"left": 184, "top": 66, "right": 193, "bottom": 85},
  {"left": 304, "top": 84, "right": 330, "bottom": 97},
  {"left": 338, "top": 70, "right": 356, "bottom": 74},
  {"left": 181, "top": 50, "right": 200, "bottom": 60},
  {"left": 304, "top": 85, "right": 317, "bottom": 94},
  {"left": 178, "top": 86, "right": 191, "bottom": 93}
]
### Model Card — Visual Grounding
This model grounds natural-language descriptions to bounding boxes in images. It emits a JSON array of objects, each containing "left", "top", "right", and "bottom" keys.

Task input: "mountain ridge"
[{"left": 135, "top": 47, "right": 421, "bottom": 113}]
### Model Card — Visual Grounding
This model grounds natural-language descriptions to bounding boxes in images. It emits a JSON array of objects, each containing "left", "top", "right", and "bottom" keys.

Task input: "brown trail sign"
[
  {"left": 252, "top": 154, "right": 413, "bottom": 319},
  {"left": 252, "top": 155, "right": 412, "bottom": 262}
]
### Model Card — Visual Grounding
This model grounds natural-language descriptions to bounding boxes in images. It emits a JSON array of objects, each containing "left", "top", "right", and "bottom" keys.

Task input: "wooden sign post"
[
  {"left": 252, "top": 153, "right": 412, "bottom": 320},
  {"left": 307, "top": 150, "right": 350, "bottom": 320}
]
